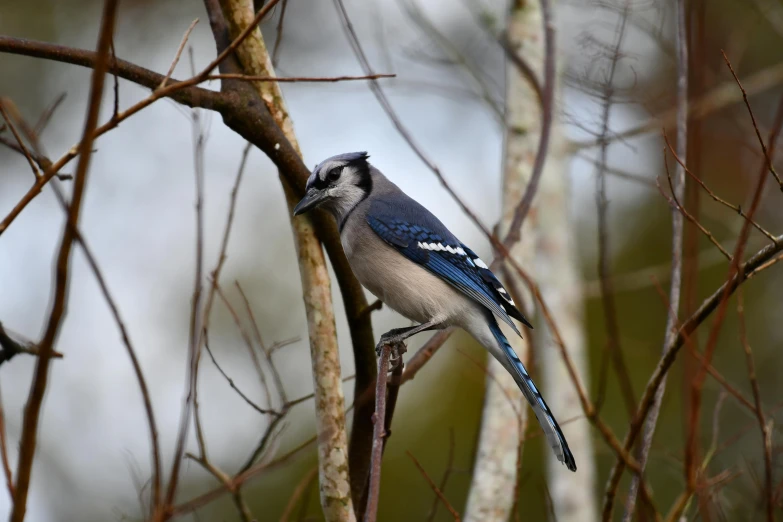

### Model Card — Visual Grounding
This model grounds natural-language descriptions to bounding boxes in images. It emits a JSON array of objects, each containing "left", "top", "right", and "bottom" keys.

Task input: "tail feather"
[{"left": 488, "top": 318, "right": 577, "bottom": 472}]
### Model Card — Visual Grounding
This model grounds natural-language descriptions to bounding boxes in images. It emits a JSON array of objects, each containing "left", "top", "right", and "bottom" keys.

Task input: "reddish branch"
[
  {"left": 602, "top": 233, "right": 783, "bottom": 520},
  {"left": 363, "top": 343, "right": 392, "bottom": 522},
  {"left": 684, "top": 52, "right": 783, "bottom": 502},
  {"left": 407, "top": 451, "right": 461, "bottom": 521},
  {"left": 623, "top": 4, "right": 690, "bottom": 517},
  {"left": 9, "top": 1, "right": 118, "bottom": 520},
  {"left": 0, "top": 7, "right": 381, "bottom": 507}
]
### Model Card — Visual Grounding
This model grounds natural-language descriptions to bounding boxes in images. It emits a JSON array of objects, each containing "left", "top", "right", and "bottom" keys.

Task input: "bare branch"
[
  {"left": 160, "top": 19, "right": 199, "bottom": 88},
  {"left": 663, "top": 133, "right": 778, "bottom": 244},
  {"left": 593, "top": 0, "right": 637, "bottom": 419},
  {"left": 214, "top": 1, "right": 354, "bottom": 518},
  {"left": 737, "top": 289, "right": 774, "bottom": 521},
  {"left": 656, "top": 159, "right": 732, "bottom": 261},
  {"left": 363, "top": 343, "right": 392, "bottom": 522},
  {"left": 407, "top": 451, "right": 461, "bottom": 521},
  {"left": 0, "top": 385, "right": 13, "bottom": 499},
  {"left": 722, "top": 50, "right": 783, "bottom": 192},
  {"left": 10, "top": 2, "right": 118, "bottom": 519}
]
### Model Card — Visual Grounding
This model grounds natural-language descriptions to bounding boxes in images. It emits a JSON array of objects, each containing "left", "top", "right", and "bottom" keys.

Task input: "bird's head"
[{"left": 293, "top": 151, "right": 372, "bottom": 218}]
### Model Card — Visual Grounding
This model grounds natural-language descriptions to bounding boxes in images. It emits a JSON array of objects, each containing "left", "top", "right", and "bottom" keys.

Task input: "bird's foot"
[
  {"left": 388, "top": 342, "right": 407, "bottom": 371},
  {"left": 375, "top": 328, "right": 411, "bottom": 356},
  {"left": 375, "top": 335, "right": 407, "bottom": 371}
]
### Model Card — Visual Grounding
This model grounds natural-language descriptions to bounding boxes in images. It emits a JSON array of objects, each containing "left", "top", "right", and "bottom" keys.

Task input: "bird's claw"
[
  {"left": 375, "top": 338, "right": 407, "bottom": 371},
  {"left": 388, "top": 342, "right": 407, "bottom": 371}
]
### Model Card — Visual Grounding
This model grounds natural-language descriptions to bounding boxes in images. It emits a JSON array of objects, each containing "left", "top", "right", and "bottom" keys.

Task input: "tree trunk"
[{"left": 218, "top": 2, "right": 355, "bottom": 519}]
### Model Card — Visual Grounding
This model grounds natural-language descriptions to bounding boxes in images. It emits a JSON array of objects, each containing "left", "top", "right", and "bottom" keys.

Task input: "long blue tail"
[{"left": 488, "top": 317, "right": 577, "bottom": 472}]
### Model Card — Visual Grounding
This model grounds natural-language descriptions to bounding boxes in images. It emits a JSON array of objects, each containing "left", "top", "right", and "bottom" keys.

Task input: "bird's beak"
[{"left": 293, "top": 188, "right": 327, "bottom": 216}]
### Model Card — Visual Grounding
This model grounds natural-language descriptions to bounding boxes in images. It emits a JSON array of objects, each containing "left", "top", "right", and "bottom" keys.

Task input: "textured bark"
[
  {"left": 511, "top": 1, "right": 597, "bottom": 518},
  {"left": 536, "top": 130, "right": 597, "bottom": 521},
  {"left": 463, "top": 360, "right": 527, "bottom": 522},
  {"left": 466, "top": 2, "right": 595, "bottom": 520},
  {"left": 219, "top": 2, "right": 355, "bottom": 519},
  {"left": 463, "top": 4, "right": 539, "bottom": 520}
]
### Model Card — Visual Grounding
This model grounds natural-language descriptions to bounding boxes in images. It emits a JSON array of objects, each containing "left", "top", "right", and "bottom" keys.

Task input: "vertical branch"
[
  {"left": 537, "top": 125, "right": 597, "bottom": 520},
  {"left": 216, "top": 1, "right": 355, "bottom": 519},
  {"left": 623, "top": 1, "right": 689, "bottom": 519},
  {"left": 463, "top": 1, "right": 541, "bottom": 518},
  {"left": 680, "top": 0, "right": 705, "bottom": 498},
  {"left": 164, "top": 98, "right": 208, "bottom": 509},
  {"left": 737, "top": 289, "right": 774, "bottom": 522},
  {"left": 594, "top": 0, "right": 637, "bottom": 417},
  {"left": 9, "top": 2, "right": 118, "bottom": 520},
  {"left": 0, "top": 385, "right": 13, "bottom": 499},
  {"left": 363, "top": 344, "right": 391, "bottom": 522},
  {"left": 682, "top": 55, "right": 783, "bottom": 507}
]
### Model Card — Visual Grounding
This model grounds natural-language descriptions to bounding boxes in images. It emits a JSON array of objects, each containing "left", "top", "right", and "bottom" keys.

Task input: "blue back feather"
[
  {"left": 487, "top": 318, "right": 577, "bottom": 471},
  {"left": 366, "top": 198, "right": 530, "bottom": 334}
]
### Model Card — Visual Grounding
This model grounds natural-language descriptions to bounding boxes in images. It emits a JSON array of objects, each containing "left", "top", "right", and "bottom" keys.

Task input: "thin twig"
[
  {"left": 657, "top": 160, "right": 731, "bottom": 260},
  {"left": 206, "top": 72, "right": 395, "bottom": 82},
  {"left": 601, "top": 230, "right": 783, "bottom": 520},
  {"left": 235, "top": 282, "right": 289, "bottom": 405},
  {"left": 593, "top": 0, "right": 637, "bottom": 418},
  {"left": 332, "top": 0, "right": 493, "bottom": 239},
  {"left": 570, "top": 59, "right": 783, "bottom": 151},
  {"left": 426, "top": 428, "right": 457, "bottom": 522},
  {"left": 280, "top": 466, "right": 318, "bottom": 522},
  {"left": 0, "top": 100, "right": 42, "bottom": 179},
  {"left": 33, "top": 92, "right": 66, "bottom": 135},
  {"left": 0, "top": 385, "right": 13, "bottom": 498},
  {"left": 186, "top": 454, "right": 254, "bottom": 522},
  {"left": 662, "top": 133, "right": 778, "bottom": 244},
  {"left": 164, "top": 102, "right": 208, "bottom": 508},
  {"left": 216, "top": 284, "right": 273, "bottom": 412},
  {"left": 737, "top": 288, "right": 774, "bottom": 522},
  {"left": 683, "top": 51, "right": 783, "bottom": 501},
  {"left": 171, "top": 433, "right": 317, "bottom": 516},
  {"left": 647, "top": 276, "right": 757, "bottom": 415},
  {"left": 722, "top": 51, "right": 783, "bottom": 192},
  {"left": 0, "top": 323, "right": 63, "bottom": 365},
  {"left": 160, "top": 19, "right": 199, "bottom": 88},
  {"left": 400, "top": 328, "right": 453, "bottom": 385},
  {"left": 9, "top": 2, "right": 117, "bottom": 520},
  {"left": 203, "top": 337, "right": 278, "bottom": 416},
  {"left": 193, "top": 142, "right": 254, "bottom": 461},
  {"left": 623, "top": 7, "right": 688, "bottom": 516},
  {"left": 407, "top": 451, "right": 461, "bottom": 521},
  {"left": 271, "top": 0, "right": 288, "bottom": 66},
  {"left": 109, "top": 40, "right": 119, "bottom": 119},
  {"left": 240, "top": 410, "right": 288, "bottom": 473},
  {"left": 404, "top": 0, "right": 504, "bottom": 121}
]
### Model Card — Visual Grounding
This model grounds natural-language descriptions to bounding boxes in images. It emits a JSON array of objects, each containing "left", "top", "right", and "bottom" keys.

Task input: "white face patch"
[{"left": 321, "top": 165, "right": 368, "bottom": 218}]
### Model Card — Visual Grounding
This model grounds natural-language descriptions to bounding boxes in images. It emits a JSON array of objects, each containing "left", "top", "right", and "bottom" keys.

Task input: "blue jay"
[{"left": 294, "top": 152, "right": 576, "bottom": 472}]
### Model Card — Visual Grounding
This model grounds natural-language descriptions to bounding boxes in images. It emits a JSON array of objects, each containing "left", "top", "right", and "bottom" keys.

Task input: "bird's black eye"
[{"left": 327, "top": 167, "right": 343, "bottom": 182}]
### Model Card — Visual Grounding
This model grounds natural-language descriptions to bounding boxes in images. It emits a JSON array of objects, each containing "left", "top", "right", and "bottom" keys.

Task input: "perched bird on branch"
[{"left": 293, "top": 151, "right": 576, "bottom": 472}]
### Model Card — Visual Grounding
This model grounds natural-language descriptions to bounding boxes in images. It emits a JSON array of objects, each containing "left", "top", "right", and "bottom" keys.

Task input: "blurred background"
[{"left": 1, "top": 0, "right": 782, "bottom": 520}]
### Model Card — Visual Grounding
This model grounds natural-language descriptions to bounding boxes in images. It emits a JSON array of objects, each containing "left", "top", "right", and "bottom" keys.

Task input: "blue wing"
[{"left": 366, "top": 199, "right": 531, "bottom": 334}]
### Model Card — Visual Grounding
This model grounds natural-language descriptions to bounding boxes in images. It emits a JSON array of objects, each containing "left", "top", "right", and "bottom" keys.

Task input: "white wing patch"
[
  {"left": 496, "top": 286, "right": 516, "bottom": 306},
  {"left": 416, "top": 241, "right": 518, "bottom": 309},
  {"left": 417, "top": 241, "right": 466, "bottom": 256},
  {"left": 473, "top": 257, "right": 489, "bottom": 269}
]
